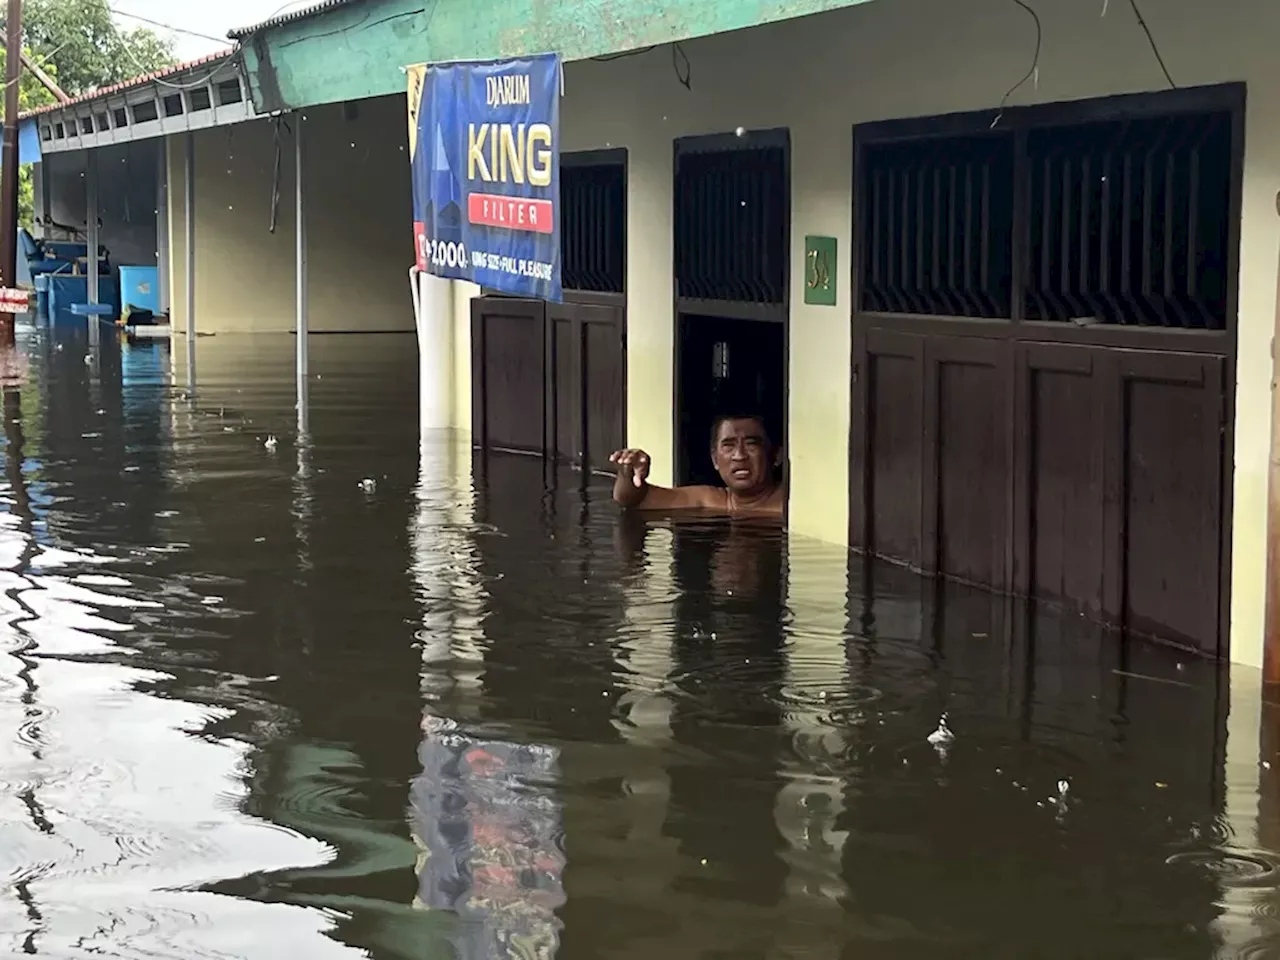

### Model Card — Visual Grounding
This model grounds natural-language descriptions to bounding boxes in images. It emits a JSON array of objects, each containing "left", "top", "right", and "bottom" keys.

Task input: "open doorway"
[
  {"left": 672, "top": 129, "right": 790, "bottom": 486},
  {"left": 677, "top": 314, "right": 784, "bottom": 486}
]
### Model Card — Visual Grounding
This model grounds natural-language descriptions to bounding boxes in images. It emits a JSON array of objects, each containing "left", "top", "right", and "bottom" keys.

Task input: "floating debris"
[
  {"left": 1052, "top": 779, "right": 1071, "bottom": 820},
  {"left": 264, "top": 435, "right": 278, "bottom": 451},
  {"left": 927, "top": 713, "right": 954, "bottom": 747},
  {"left": 359, "top": 478, "right": 377, "bottom": 494}
]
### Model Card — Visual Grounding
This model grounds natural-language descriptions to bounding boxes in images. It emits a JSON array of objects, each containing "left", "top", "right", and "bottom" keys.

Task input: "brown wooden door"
[
  {"left": 547, "top": 297, "right": 626, "bottom": 475},
  {"left": 470, "top": 297, "right": 548, "bottom": 456},
  {"left": 851, "top": 325, "right": 1229, "bottom": 656},
  {"left": 1105, "top": 351, "right": 1226, "bottom": 656},
  {"left": 471, "top": 294, "right": 625, "bottom": 473}
]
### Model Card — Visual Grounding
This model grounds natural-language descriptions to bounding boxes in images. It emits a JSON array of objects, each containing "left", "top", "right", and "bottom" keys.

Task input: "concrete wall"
[
  {"left": 438, "top": 0, "right": 1280, "bottom": 668},
  {"left": 42, "top": 144, "right": 159, "bottom": 270},
  {"left": 43, "top": 150, "right": 85, "bottom": 235},
  {"left": 95, "top": 142, "right": 160, "bottom": 270},
  {"left": 167, "top": 96, "right": 415, "bottom": 335}
]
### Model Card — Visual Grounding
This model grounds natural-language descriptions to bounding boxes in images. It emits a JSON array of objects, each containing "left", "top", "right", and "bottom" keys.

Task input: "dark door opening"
[
  {"left": 677, "top": 314, "right": 784, "bottom": 487},
  {"left": 673, "top": 129, "right": 790, "bottom": 487}
]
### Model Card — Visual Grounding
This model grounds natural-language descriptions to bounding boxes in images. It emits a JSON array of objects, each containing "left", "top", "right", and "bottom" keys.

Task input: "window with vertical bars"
[
  {"left": 561, "top": 161, "right": 625, "bottom": 294},
  {"left": 1025, "top": 112, "right": 1231, "bottom": 328},
  {"left": 858, "top": 106, "right": 1235, "bottom": 330},
  {"left": 675, "top": 144, "right": 788, "bottom": 304},
  {"left": 860, "top": 134, "right": 1015, "bottom": 318}
]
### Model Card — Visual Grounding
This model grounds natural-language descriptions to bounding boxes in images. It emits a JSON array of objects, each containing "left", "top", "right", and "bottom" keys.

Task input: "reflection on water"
[{"left": 0, "top": 320, "right": 1276, "bottom": 958}]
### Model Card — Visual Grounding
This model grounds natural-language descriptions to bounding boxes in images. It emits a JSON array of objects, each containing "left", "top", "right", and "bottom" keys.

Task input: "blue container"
[
  {"left": 118, "top": 266, "right": 159, "bottom": 315},
  {"left": 33, "top": 274, "right": 48, "bottom": 315},
  {"left": 47, "top": 274, "right": 118, "bottom": 324}
]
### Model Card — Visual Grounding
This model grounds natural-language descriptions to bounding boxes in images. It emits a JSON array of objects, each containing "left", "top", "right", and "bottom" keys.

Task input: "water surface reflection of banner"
[
  {"left": 412, "top": 716, "right": 565, "bottom": 958},
  {"left": 406, "top": 54, "right": 563, "bottom": 301}
]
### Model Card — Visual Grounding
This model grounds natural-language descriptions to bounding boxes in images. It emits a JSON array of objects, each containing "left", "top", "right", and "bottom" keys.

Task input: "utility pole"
[
  {"left": 0, "top": 0, "right": 21, "bottom": 345},
  {"left": 0, "top": 34, "right": 66, "bottom": 105}
]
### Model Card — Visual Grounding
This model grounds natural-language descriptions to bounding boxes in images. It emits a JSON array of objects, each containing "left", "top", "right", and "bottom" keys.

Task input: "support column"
[
  {"left": 183, "top": 130, "right": 195, "bottom": 386},
  {"left": 413, "top": 267, "right": 453, "bottom": 432},
  {"left": 0, "top": 0, "right": 21, "bottom": 308},
  {"left": 85, "top": 151, "right": 100, "bottom": 349},
  {"left": 86, "top": 151, "right": 99, "bottom": 307},
  {"left": 156, "top": 139, "right": 170, "bottom": 315},
  {"left": 295, "top": 114, "right": 309, "bottom": 434}
]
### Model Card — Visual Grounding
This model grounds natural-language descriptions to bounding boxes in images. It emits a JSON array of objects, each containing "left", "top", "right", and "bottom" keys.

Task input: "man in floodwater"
[{"left": 610, "top": 413, "right": 785, "bottom": 518}]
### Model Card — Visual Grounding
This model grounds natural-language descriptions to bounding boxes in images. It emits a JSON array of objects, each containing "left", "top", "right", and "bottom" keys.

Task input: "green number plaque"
[{"left": 804, "top": 235, "right": 837, "bottom": 306}]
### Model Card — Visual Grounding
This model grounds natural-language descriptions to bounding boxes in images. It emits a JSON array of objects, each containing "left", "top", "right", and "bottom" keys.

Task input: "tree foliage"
[
  {"left": 23, "top": 0, "right": 176, "bottom": 97},
  {"left": 7, "top": 0, "right": 176, "bottom": 224}
]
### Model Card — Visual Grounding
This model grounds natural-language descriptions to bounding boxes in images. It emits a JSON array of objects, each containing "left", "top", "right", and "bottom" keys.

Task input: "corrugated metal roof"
[
  {"left": 20, "top": 51, "right": 235, "bottom": 119},
  {"left": 227, "top": 0, "right": 362, "bottom": 39}
]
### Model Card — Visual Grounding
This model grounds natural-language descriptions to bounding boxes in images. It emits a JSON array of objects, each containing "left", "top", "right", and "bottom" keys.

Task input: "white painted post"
[
  {"left": 413, "top": 266, "right": 453, "bottom": 432},
  {"left": 183, "top": 130, "right": 195, "bottom": 385},
  {"left": 295, "top": 114, "right": 308, "bottom": 433},
  {"left": 86, "top": 151, "right": 98, "bottom": 307},
  {"left": 156, "top": 139, "right": 170, "bottom": 315}
]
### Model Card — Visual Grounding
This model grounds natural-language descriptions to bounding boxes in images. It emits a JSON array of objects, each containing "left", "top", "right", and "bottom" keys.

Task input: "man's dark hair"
[{"left": 709, "top": 412, "right": 771, "bottom": 448}]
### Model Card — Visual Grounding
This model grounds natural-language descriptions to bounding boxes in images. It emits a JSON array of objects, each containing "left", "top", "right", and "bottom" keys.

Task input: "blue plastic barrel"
[{"left": 118, "top": 266, "right": 159, "bottom": 314}]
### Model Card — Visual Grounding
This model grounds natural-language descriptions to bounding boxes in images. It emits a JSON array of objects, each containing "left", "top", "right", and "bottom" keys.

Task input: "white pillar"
[
  {"left": 156, "top": 139, "right": 170, "bottom": 315},
  {"left": 295, "top": 114, "right": 309, "bottom": 433},
  {"left": 184, "top": 131, "right": 195, "bottom": 385},
  {"left": 86, "top": 151, "right": 98, "bottom": 307},
  {"left": 413, "top": 267, "right": 452, "bottom": 432}
]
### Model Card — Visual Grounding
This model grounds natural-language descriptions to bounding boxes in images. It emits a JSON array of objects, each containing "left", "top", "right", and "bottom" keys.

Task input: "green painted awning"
[{"left": 237, "top": 0, "right": 878, "bottom": 113}]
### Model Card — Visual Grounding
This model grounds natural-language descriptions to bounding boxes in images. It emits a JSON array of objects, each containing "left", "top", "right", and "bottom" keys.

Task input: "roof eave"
[{"left": 227, "top": 0, "right": 361, "bottom": 40}]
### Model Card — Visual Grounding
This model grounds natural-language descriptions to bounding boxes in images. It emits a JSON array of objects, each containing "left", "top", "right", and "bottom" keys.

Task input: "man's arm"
[{"left": 610, "top": 449, "right": 723, "bottom": 511}]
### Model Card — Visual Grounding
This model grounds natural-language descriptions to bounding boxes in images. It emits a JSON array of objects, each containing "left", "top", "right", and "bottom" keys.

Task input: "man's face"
[{"left": 711, "top": 417, "right": 774, "bottom": 493}]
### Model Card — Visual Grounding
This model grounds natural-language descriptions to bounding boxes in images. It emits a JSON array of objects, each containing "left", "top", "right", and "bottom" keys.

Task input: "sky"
[{"left": 109, "top": 0, "right": 311, "bottom": 61}]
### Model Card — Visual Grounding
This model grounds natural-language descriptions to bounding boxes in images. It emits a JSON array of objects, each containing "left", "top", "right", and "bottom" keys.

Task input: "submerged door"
[
  {"left": 848, "top": 90, "right": 1239, "bottom": 657},
  {"left": 470, "top": 296, "right": 548, "bottom": 456},
  {"left": 470, "top": 149, "right": 628, "bottom": 469}
]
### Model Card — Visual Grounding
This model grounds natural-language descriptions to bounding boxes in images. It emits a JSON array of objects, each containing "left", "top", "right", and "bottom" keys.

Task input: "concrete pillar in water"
[
  {"left": 86, "top": 152, "right": 99, "bottom": 348},
  {"left": 183, "top": 130, "right": 196, "bottom": 387},
  {"left": 295, "top": 115, "right": 309, "bottom": 434},
  {"left": 412, "top": 267, "right": 452, "bottom": 433},
  {"left": 86, "top": 151, "right": 98, "bottom": 307},
  {"left": 156, "top": 139, "right": 170, "bottom": 315}
]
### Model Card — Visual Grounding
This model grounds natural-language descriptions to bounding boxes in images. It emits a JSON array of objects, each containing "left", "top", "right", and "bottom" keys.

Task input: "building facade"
[{"left": 25, "top": 0, "right": 1280, "bottom": 671}]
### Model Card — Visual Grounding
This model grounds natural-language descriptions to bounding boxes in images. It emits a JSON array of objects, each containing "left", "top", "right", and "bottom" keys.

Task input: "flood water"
[{"left": 0, "top": 319, "right": 1279, "bottom": 958}]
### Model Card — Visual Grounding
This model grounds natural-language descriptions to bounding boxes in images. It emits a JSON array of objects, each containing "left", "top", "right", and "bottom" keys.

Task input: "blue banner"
[{"left": 408, "top": 54, "right": 562, "bottom": 302}]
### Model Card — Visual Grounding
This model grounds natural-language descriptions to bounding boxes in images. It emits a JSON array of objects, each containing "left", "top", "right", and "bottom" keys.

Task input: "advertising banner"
[{"left": 407, "top": 54, "right": 562, "bottom": 302}]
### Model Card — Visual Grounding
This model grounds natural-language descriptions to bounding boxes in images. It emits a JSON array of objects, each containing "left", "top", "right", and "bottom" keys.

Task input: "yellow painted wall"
[
  {"left": 513, "top": 0, "right": 1280, "bottom": 669},
  {"left": 166, "top": 96, "right": 415, "bottom": 334}
]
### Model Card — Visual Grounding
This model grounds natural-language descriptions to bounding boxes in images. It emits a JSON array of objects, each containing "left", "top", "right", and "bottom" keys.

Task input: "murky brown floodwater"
[{"left": 1, "top": 319, "right": 1279, "bottom": 958}]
